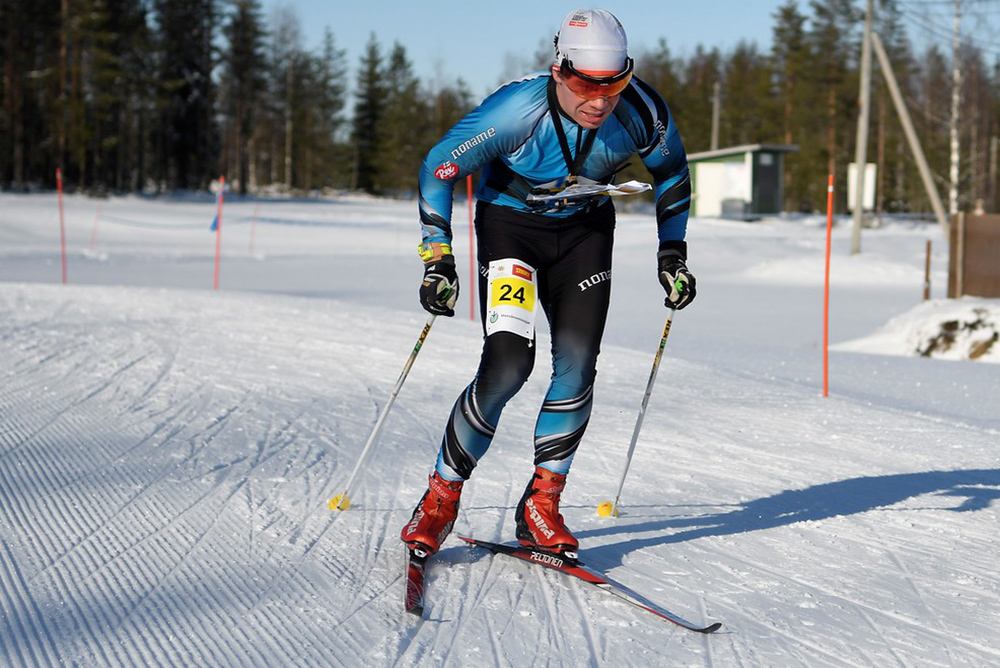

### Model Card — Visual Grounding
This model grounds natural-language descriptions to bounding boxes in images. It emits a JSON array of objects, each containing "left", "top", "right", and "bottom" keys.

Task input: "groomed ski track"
[
  {"left": 2, "top": 193, "right": 999, "bottom": 667},
  {"left": 2, "top": 283, "right": 998, "bottom": 667}
]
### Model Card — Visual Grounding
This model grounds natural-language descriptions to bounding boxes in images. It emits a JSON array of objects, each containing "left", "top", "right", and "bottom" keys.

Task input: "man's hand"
[
  {"left": 657, "top": 246, "right": 696, "bottom": 310},
  {"left": 420, "top": 255, "right": 460, "bottom": 316}
]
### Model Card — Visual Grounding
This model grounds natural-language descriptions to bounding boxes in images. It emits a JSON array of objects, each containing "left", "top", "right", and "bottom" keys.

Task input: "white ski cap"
[{"left": 554, "top": 9, "right": 629, "bottom": 76}]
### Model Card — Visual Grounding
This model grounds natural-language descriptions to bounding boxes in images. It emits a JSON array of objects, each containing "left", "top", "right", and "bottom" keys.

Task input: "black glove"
[
  {"left": 657, "top": 242, "right": 696, "bottom": 310},
  {"left": 420, "top": 254, "right": 460, "bottom": 316}
]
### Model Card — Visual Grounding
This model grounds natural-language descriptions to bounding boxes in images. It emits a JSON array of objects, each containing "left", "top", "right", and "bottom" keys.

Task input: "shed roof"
[{"left": 687, "top": 144, "right": 799, "bottom": 162}]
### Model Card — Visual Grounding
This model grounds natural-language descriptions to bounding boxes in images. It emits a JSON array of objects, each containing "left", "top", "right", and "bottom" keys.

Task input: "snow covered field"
[{"left": 1, "top": 191, "right": 998, "bottom": 667}]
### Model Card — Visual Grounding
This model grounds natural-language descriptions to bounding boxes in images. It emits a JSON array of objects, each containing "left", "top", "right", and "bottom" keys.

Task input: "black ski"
[
  {"left": 459, "top": 536, "right": 721, "bottom": 634},
  {"left": 404, "top": 546, "right": 429, "bottom": 616}
]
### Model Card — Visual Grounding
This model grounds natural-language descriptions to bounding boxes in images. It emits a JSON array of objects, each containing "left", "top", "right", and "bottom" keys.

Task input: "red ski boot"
[
  {"left": 515, "top": 466, "right": 579, "bottom": 556},
  {"left": 400, "top": 472, "right": 464, "bottom": 555}
]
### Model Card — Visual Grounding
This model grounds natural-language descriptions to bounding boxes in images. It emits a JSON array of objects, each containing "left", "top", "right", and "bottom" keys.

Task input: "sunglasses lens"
[{"left": 563, "top": 71, "right": 632, "bottom": 100}]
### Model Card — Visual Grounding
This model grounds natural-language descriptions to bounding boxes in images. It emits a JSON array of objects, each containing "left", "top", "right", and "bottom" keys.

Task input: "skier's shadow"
[{"left": 578, "top": 468, "right": 1000, "bottom": 569}]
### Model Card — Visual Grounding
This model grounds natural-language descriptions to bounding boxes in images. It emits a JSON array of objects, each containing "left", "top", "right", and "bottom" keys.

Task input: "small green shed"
[{"left": 687, "top": 144, "right": 799, "bottom": 219}]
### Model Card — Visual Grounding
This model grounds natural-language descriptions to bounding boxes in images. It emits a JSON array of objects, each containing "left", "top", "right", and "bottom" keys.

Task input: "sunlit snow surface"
[{"left": 1, "top": 192, "right": 997, "bottom": 667}]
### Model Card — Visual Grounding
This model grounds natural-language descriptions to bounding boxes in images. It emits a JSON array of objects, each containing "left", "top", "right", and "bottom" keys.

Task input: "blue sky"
[{"left": 260, "top": 1, "right": 795, "bottom": 97}]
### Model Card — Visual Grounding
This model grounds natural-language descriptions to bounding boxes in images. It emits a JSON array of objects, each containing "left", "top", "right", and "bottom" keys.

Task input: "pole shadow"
[{"left": 580, "top": 468, "right": 1000, "bottom": 569}]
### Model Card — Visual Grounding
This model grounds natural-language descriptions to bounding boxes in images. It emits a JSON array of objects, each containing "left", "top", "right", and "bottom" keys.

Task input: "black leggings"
[{"left": 434, "top": 201, "right": 616, "bottom": 480}]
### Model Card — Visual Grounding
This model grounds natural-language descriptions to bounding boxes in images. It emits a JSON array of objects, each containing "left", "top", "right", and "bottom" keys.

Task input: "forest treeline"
[{"left": 1, "top": 0, "right": 998, "bottom": 213}]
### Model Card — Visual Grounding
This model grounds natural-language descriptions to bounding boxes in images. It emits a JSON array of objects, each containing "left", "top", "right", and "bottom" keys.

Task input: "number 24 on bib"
[{"left": 486, "top": 259, "right": 537, "bottom": 340}]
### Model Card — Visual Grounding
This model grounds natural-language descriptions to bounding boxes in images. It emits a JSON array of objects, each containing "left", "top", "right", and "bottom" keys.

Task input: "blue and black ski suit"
[{"left": 418, "top": 71, "right": 690, "bottom": 482}]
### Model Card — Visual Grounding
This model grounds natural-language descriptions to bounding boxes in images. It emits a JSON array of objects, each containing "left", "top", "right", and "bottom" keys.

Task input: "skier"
[{"left": 401, "top": 8, "right": 695, "bottom": 558}]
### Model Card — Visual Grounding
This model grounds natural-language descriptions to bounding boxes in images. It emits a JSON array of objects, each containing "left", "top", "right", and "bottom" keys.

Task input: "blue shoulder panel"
[{"left": 418, "top": 73, "right": 690, "bottom": 247}]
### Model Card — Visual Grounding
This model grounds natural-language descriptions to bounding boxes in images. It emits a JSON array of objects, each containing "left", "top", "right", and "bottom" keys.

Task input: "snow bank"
[{"left": 835, "top": 298, "right": 1000, "bottom": 363}]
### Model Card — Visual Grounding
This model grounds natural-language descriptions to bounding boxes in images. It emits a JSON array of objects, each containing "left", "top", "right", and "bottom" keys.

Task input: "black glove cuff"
[
  {"left": 656, "top": 240, "right": 687, "bottom": 262},
  {"left": 425, "top": 254, "right": 456, "bottom": 271}
]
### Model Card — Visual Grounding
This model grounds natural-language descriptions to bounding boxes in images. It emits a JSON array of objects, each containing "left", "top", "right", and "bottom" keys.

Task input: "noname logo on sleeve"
[{"left": 450, "top": 127, "right": 497, "bottom": 160}]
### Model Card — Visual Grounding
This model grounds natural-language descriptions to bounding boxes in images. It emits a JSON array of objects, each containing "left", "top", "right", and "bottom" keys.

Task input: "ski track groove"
[
  {"left": 0, "top": 424, "right": 124, "bottom": 667},
  {"left": 2, "top": 283, "right": 392, "bottom": 665},
  {"left": 38, "top": 409, "right": 197, "bottom": 581},
  {"left": 0, "top": 537, "right": 62, "bottom": 668},
  {"left": 345, "top": 453, "right": 410, "bottom": 618},
  {"left": 17, "top": 416, "right": 129, "bottom": 564},
  {"left": 119, "top": 463, "right": 293, "bottom": 664},
  {"left": 883, "top": 548, "right": 957, "bottom": 667},
  {"left": 566, "top": 575, "right": 604, "bottom": 664},
  {"left": 0, "top": 338, "right": 152, "bottom": 465},
  {"left": 434, "top": 556, "right": 486, "bottom": 667},
  {"left": 2, "top": 330, "right": 323, "bottom": 667},
  {"left": 531, "top": 558, "right": 574, "bottom": 661},
  {"left": 719, "top": 541, "right": 1000, "bottom": 664},
  {"left": 1, "top": 513, "right": 118, "bottom": 666},
  {"left": 857, "top": 607, "right": 912, "bottom": 668},
  {"left": 433, "top": 544, "right": 514, "bottom": 665},
  {"left": 702, "top": 560, "right": 867, "bottom": 668},
  {"left": 700, "top": 596, "right": 716, "bottom": 668}
]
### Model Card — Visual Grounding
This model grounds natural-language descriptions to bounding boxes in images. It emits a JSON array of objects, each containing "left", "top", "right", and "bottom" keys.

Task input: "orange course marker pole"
[{"left": 823, "top": 174, "right": 834, "bottom": 398}]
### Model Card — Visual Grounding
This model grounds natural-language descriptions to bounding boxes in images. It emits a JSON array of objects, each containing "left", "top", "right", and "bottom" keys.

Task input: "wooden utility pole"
[
  {"left": 990, "top": 136, "right": 998, "bottom": 212},
  {"left": 285, "top": 57, "right": 293, "bottom": 189},
  {"left": 948, "top": 0, "right": 962, "bottom": 216},
  {"left": 851, "top": 0, "right": 874, "bottom": 255},
  {"left": 711, "top": 81, "right": 721, "bottom": 151},
  {"left": 871, "top": 33, "right": 950, "bottom": 236}
]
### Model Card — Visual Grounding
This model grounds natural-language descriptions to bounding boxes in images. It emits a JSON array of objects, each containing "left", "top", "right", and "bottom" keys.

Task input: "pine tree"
[
  {"left": 917, "top": 44, "right": 950, "bottom": 214},
  {"left": 676, "top": 46, "right": 722, "bottom": 152},
  {"left": 377, "top": 42, "right": 425, "bottom": 196},
  {"left": 721, "top": 41, "right": 778, "bottom": 147},
  {"left": 221, "top": 0, "right": 267, "bottom": 194},
  {"left": 307, "top": 29, "right": 348, "bottom": 190},
  {"left": 429, "top": 78, "right": 473, "bottom": 142},
  {"left": 637, "top": 38, "right": 682, "bottom": 106},
  {"left": 871, "top": 0, "right": 916, "bottom": 213},
  {"left": 153, "top": 0, "right": 218, "bottom": 190},
  {"left": 351, "top": 33, "right": 385, "bottom": 194},
  {"left": 808, "top": 0, "right": 862, "bottom": 210},
  {"left": 772, "top": 0, "right": 815, "bottom": 210}
]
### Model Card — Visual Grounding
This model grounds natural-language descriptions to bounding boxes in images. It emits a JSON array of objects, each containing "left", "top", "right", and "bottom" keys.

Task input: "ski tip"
[
  {"left": 405, "top": 605, "right": 424, "bottom": 618},
  {"left": 697, "top": 622, "right": 723, "bottom": 634}
]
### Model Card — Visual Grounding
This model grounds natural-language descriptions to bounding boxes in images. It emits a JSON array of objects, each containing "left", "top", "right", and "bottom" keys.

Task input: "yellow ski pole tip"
[
  {"left": 329, "top": 494, "right": 351, "bottom": 511},
  {"left": 597, "top": 501, "right": 618, "bottom": 517}
]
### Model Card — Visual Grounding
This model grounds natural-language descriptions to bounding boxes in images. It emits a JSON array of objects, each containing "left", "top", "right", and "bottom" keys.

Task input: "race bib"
[{"left": 486, "top": 258, "right": 537, "bottom": 339}]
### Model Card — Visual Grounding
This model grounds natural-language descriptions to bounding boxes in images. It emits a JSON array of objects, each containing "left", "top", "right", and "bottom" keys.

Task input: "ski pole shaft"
[
  {"left": 333, "top": 314, "right": 436, "bottom": 509},
  {"left": 610, "top": 310, "right": 675, "bottom": 515}
]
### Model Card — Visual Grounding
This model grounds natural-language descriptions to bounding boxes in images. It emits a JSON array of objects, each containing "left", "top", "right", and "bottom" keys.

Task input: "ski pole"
[
  {"left": 599, "top": 309, "right": 676, "bottom": 518},
  {"left": 329, "top": 314, "right": 437, "bottom": 511}
]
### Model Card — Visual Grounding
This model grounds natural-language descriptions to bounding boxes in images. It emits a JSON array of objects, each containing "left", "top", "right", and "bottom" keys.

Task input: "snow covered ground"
[{"left": 1, "top": 191, "right": 998, "bottom": 667}]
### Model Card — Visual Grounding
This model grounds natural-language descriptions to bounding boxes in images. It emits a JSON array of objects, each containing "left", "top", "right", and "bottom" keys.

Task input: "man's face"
[{"left": 552, "top": 66, "right": 620, "bottom": 130}]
